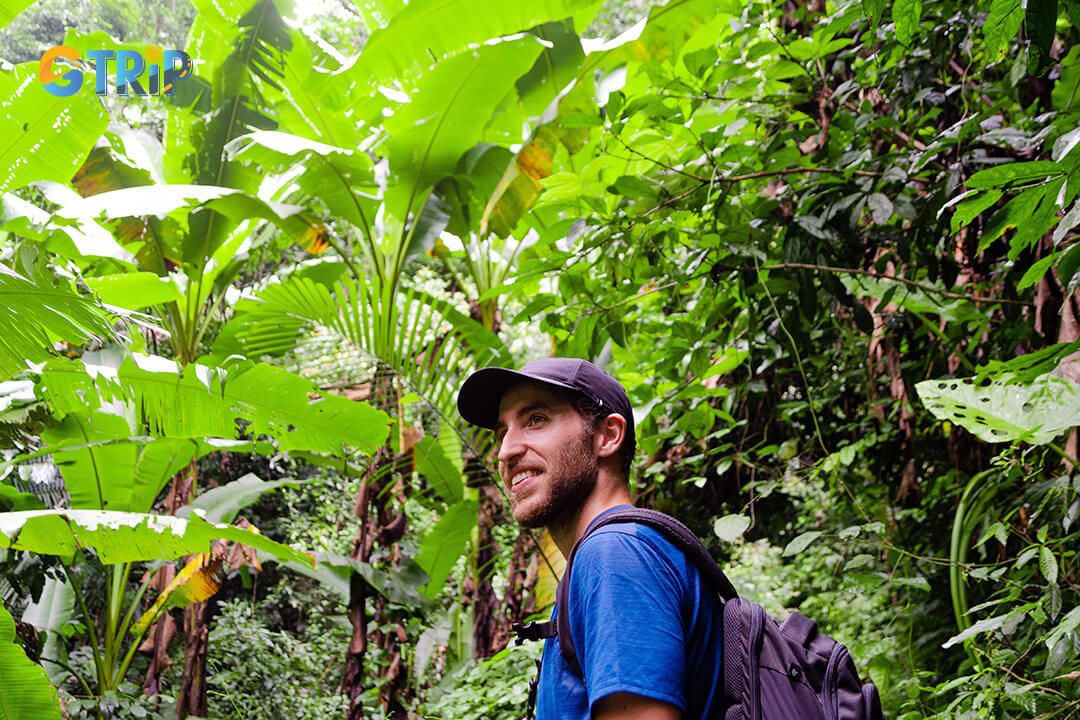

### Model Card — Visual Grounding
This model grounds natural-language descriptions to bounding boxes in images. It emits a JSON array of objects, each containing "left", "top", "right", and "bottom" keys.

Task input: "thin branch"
[{"left": 715, "top": 262, "right": 1033, "bottom": 306}]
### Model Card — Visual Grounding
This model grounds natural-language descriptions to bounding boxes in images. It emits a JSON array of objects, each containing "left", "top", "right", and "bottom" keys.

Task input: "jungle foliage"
[{"left": 1, "top": 0, "right": 1079, "bottom": 718}]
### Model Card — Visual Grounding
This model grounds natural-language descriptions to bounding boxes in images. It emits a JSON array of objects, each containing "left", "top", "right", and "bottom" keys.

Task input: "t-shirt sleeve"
[{"left": 568, "top": 529, "right": 688, "bottom": 713}]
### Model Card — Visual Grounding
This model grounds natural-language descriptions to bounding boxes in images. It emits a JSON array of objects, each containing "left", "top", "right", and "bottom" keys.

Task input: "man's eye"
[{"left": 529, "top": 414, "right": 546, "bottom": 425}]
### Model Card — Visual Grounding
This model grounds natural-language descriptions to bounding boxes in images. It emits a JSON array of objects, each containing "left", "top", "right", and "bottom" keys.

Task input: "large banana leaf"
[
  {"left": 0, "top": 509, "right": 314, "bottom": 567},
  {"left": 0, "top": 64, "right": 108, "bottom": 194},
  {"left": 0, "top": 0, "right": 37, "bottom": 28},
  {"left": 383, "top": 36, "right": 545, "bottom": 225},
  {"left": 0, "top": 262, "right": 117, "bottom": 383},
  {"left": 37, "top": 355, "right": 391, "bottom": 456},
  {"left": 343, "top": 0, "right": 598, "bottom": 89},
  {"left": 0, "top": 601, "right": 61, "bottom": 720}
]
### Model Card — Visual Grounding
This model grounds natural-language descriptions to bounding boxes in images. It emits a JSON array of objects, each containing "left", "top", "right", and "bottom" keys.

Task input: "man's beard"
[{"left": 511, "top": 427, "right": 598, "bottom": 529}]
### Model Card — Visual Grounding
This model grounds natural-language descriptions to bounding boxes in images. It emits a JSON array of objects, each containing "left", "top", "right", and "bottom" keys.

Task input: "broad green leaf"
[
  {"left": 583, "top": 0, "right": 727, "bottom": 74},
  {"left": 0, "top": 263, "right": 117, "bottom": 383},
  {"left": 20, "top": 577, "right": 73, "bottom": 684},
  {"left": 0, "top": 0, "right": 37, "bottom": 28},
  {"left": 1025, "top": 0, "right": 1058, "bottom": 73},
  {"left": 344, "top": 0, "right": 596, "bottom": 88},
  {"left": 0, "top": 601, "right": 61, "bottom": 720},
  {"left": 415, "top": 500, "right": 478, "bottom": 598},
  {"left": 1044, "top": 606, "right": 1080, "bottom": 649},
  {"left": 177, "top": 473, "right": 303, "bottom": 524},
  {"left": 783, "top": 530, "right": 823, "bottom": 556},
  {"left": 1017, "top": 254, "right": 1055, "bottom": 290},
  {"left": 85, "top": 272, "right": 183, "bottom": 309},
  {"left": 839, "top": 275, "right": 986, "bottom": 323},
  {"left": 0, "top": 509, "right": 314, "bottom": 566},
  {"left": 38, "top": 355, "right": 392, "bottom": 457},
  {"left": 916, "top": 373, "right": 1080, "bottom": 444},
  {"left": 42, "top": 412, "right": 137, "bottom": 511},
  {"left": 966, "top": 161, "right": 1063, "bottom": 189},
  {"left": 516, "top": 19, "right": 587, "bottom": 117},
  {"left": 383, "top": 36, "right": 544, "bottom": 221},
  {"left": 713, "top": 514, "right": 750, "bottom": 542},
  {"left": 893, "top": 0, "right": 922, "bottom": 46},
  {"left": 0, "top": 64, "right": 109, "bottom": 194},
  {"left": 414, "top": 436, "right": 464, "bottom": 505},
  {"left": 985, "top": 0, "right": 1025, "bottom": 61}
]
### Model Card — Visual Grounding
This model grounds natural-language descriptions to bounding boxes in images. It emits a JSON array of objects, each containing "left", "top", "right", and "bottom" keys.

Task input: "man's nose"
[{"left": 497, "top": 426, "right": 523, "bottom": 465}]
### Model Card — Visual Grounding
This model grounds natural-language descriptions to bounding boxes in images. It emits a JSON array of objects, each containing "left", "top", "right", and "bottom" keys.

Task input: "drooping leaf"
[
  {"left": 279, "top": 551, "right": 433, "bottom": 610},
  {"left": 1026, "top": 0, "right": 1060, "bottom": 74},
  {"left": 0, "top": 509, "right": 314, "bottom": 566},
  {"left": 415, "top": 500, "right": 478, "bottom": 599},
  {"left": 20, "top": 577, "right": 73, "bottom": 684},
  {"left": 0, "top": 63, "right": 109, "bottom": 194},
  {"left": 84, "top": 272, "right": 183, "bottom": 309},
  {"left": 916, "top": 373, "right": 1080, "bottom": 444},
  {"left": 132, "top": 551, "right": 226, "bottom": 634},
  {"left": 942, "top": 611, "right": 1008, "bottom": 648},
  {"left": 1039, "top": 545, "right": 1059, "bottom": 584},
  {"left": 861, "top": 0, "right": 886, "bottom": 35},
  {"left": 413, "top": 436, "right": 464, "bottom": 504},
  {"left": 0, "top": 601, "right": 61, "bottom": 720},
  {"left": 177, "top": 473, "right": 304, "bottom": 524},
  {"left": 37, "top": 355, "right": 391, "bottom": 457},
  {"left": 0, "top": 262, "right": 117, "bottom": 383}
]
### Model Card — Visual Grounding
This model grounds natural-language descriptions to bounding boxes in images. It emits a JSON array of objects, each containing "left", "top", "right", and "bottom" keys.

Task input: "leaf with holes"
[{"left": 916, "top": 373, "right": 1080, "bottom": 444}]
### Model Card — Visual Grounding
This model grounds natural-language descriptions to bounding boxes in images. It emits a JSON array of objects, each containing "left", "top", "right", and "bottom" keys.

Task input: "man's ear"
[{"left": 594, "top": 413, "right": 627, "bottom": 459}]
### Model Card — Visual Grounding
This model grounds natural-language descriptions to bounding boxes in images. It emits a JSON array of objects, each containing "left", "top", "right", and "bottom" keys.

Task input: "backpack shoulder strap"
[{"left": 555, "top": 507, "right": 739, "bottom": 679}]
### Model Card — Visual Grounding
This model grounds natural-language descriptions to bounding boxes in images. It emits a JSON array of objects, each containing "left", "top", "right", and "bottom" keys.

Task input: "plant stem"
[{"left": 65, "top": 565, "right": 106, "bottom": 693}]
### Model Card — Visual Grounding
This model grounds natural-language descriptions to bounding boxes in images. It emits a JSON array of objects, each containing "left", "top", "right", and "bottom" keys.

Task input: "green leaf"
[
  {"left": 20, "top": 577, "right": 73, "bottom": 684},
  {"left": 281, "top": 551, "right": 433, "bottom": 610},
  {"left": 516, "top": 19, "right": 587, "bottom": 117},
  {"left": 0, "top": 485, "right": 45, "bottom": 512},
  {"left": 0, "top": 63, "right": 109, "bottom": 194},
  {"left": 783, "top": 530, "right": 823, "bottom": 556},
  {"left": 915, "top": 372, "right": 1080, "bottom": 444},
  {"left": 713, "top": 514, "right": 750, "bottom": 542},
  {"left": 893, "top": 0, "right": 923, "bottom": 46},
  {"left": 37, "top": 355, "right": 392, "bottom": 457},
  {"left": 861, "top": 0, "right": 886, "bottom": 35},
  {"left": 1044, "top": 606, "right": 1080, "bottom": 650},
  {"left": 383, "top": 36, "right": 544, "bottom": 221},
  {"left": 1039, "top": 545, "right": 1059, "bottom": 584},
  {"left": 84, "top": 272, "right": 183, "bottom": 310},
  {"left": 942, "top": 611, "right": 1008, "bottom": 648},
  {"left": 415, "top": 500, "right": 478, "bottom": 598},
  {"left": 344, "top": 0, "right": 596, "bottom": 88},
  {"left": 414, "top": 436, "right": 464, "bottom": 504},
  {"left": 0, "top": 0, "right": 37, "bottom": 29},
  {"left": 177, "top": 473, "right": 304, "bottom": 525},
  {"left": 1025, "top": 0, "right": 1058, "bottom": 74},
  {"left": 0, "top": 601, "right": 61, "bottom": 720},
  {"left": 0, "top": 262, "right": 117, "bottom": 383},
  {"left": 985, "top": 0, "right": 1025, "bottom": 61},
  {"left": 966, "top": 161, "right": 1064, "bottom": 189},
  {"left": 950, "top": 189, "right": 1002, "bottom": 233},
  {"left": 0, "top": 509, "right": 314, "bottom": 566},
  {"left": 1017, "top": 254, "right": 1055, "bottom": 290}
]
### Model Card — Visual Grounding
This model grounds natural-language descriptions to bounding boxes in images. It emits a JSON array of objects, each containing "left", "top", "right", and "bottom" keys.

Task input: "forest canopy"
[{"left": 0, "top": 0, "right": 1078, "bottom": 718}]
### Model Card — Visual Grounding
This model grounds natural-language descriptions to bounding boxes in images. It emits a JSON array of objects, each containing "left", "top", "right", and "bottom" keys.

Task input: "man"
[{"left": 457, "top": 358, "right": 724, "bottom": 720}]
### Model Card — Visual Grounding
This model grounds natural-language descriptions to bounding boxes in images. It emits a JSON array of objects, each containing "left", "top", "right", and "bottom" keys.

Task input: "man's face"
[{"left": 494, "top": 382, "right": 598, "bottom": 528}]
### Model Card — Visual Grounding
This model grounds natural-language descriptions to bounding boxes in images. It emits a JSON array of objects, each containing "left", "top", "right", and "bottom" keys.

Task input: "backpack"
[{"left": 512, "top": 507, "right": 884, "bottom": 720}]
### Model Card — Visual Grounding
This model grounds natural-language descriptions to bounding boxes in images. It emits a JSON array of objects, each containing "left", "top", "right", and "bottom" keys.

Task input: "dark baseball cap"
[{"left": 457, "top": 357, "right": 635, "bottom": 454}]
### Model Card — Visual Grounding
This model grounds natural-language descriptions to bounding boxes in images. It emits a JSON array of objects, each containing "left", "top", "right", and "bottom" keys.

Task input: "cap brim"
[{"left": 457, "top": 366, "right": 582, "bottom": 428}]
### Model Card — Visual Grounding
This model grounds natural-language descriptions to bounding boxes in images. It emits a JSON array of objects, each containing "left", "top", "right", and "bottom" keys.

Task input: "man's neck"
[{"left": 549, "top": 474, "right": 633, "bottom": 558}]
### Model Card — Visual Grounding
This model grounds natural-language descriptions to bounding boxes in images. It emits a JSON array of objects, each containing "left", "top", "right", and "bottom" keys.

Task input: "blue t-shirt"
[{"left": 535, "top": 506, "right": 725, "bottom": 719}]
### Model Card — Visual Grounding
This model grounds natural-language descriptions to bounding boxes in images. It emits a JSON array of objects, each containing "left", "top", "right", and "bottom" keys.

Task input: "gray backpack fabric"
[{"left": 515, "top": 508, "right": 884, "bottom": 720}]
